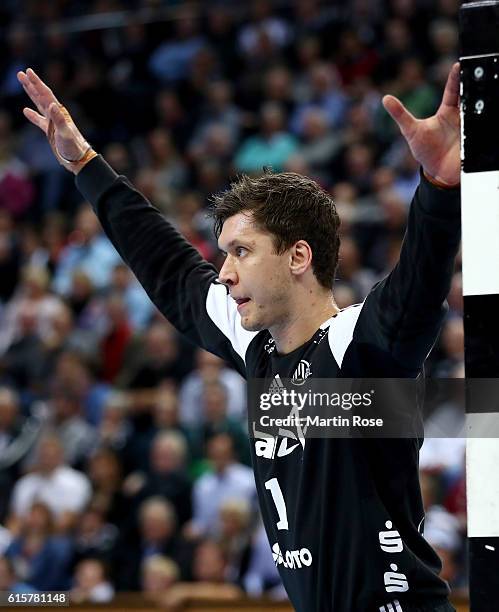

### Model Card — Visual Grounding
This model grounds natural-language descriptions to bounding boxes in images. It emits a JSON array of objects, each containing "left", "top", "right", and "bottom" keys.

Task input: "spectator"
[
  {"left": 190, "top": 434, "right": 256, "bottom": 537},
  {"left": 0, "top": 265, "right": 66, "bottom": 356},
  {"left": 99, "top": 293, "right": 133, "bottom": 383},
  {"left": 0, "top": 388, "right": 41, "bottom": 522},
  {"left": 164, "top": 539, "right": 243, "bottom": 607},
  {"left": 72, "top": 504, "right": 119, "bottom": 567},
  {"left": 44, "top": 389, "right": 96, "bottom": 468},
  {"left": 8, "top": 434, "right": 91, "bottom": 534},
  {"left": 123, "top": 431, "right": 192, "bottom": 527},
  {"left": 87, "top": 448, "right": 126, "bottom": 528},
  {"left": 238, "top": 0, "right": 291, "bottom": 59},
  {"left": 117, "top": 321, "right": 192, "bottom": 395},
  {"left": 148, "top": 8, "right": 205, "bottom": 84},
  {"left": 197, "top": 380, "right": 250, "bottom": 467},
  {"left": 291, "top": 62, "right": 348, "bottom": 136},
  {"left": 108, "top": 263, "right": 153, "bottom": 332},
  {"left": 217, "top": 499, "right": 253, "bottom": 586},
  {"left": 52, "top": 203, "right": 121, "bottom": 296},
  {"left": 243, "top": 523, "right": 285, "bottom": 598},
  {"left": 71, "top": 558, "right": 114, "bottom": 603},
  {"left": 141, "top": 554, "right": 179, "bottom": 603},
  {"left": 235, "top": 103, "right": 298, "bottom": 174},
  {"left": 5, "top": 502, "right": 73, "bottom": 591},
  {"left": 0, "top": 555, "right": 36, "bottom": 594},
  {"left": 179, "top": 349, "right": 246, "bottom": 426},
  {"left": 115, "top": 497, "right": 191, "bottom": 590},
  {"left": 0, "top": 112, "right": 35, "bottom": 219}
]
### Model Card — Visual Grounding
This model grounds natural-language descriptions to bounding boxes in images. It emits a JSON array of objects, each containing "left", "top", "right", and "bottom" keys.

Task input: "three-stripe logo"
[{"left": 379, "top": 600, "right": 403, "bottom": 612}]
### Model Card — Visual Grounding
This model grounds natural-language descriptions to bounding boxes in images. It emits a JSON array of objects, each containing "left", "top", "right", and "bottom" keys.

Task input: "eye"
[{"left": 235, "top": 246, "right": 247, "bottom": 257}]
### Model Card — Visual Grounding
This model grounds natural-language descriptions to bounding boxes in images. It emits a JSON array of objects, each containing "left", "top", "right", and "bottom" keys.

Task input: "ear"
[{"left": 289, "top": 240, "right": 313, "bottom": 277}]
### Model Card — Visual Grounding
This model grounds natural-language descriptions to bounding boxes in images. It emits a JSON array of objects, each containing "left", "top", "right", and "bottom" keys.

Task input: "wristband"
[{"left": 423, "top": 169, "right": 460, "bottom": 190}]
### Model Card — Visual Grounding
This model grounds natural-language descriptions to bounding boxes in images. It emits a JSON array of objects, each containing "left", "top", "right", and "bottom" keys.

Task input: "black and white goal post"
[{"left": 460, "top": 3, "right": 499, "bottom": 610}]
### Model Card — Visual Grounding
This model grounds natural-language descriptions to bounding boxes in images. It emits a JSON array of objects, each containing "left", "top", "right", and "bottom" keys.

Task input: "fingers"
[
  {"left": 23, "top": 107, "right": 49, "bottom": 133},
  {"left": 17, "top": 68, "right": 59, "bottom": 115},
  {"left": 441, "top": 62, "right": 460, "bottom": 109},
  {"left": 18, "top": 71, "right": 48, "bottom": 116},
  {"left": 382, "top": 95, "right": 418, "bottom": 139}
]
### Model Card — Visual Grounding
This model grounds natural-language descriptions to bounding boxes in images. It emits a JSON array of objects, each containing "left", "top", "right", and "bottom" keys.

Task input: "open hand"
[
  {"left": 383, "top": 62, "right": 460, "bottom": 187},
  {"left": 17, "top": 68, "right": 96, "bottom": 173}
]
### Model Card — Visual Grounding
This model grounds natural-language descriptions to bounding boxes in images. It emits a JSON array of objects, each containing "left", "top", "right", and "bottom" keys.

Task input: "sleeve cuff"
[
  {"left": 75, "top": 155, "right": 119, "bottom": 206},
  {"left": 418, "top": 167, "right": 461, "bottom": 218}
]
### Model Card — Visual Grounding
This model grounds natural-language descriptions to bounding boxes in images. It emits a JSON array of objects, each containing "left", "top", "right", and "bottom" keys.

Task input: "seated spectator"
[
  {"left": 72, "top": 504, "right": 119, "bottom": 567},
  {"left": 66, "top": 269, "right": 102, "bottom": 334},
  {"left": 197, "top": 380, "right": 250, "bottom": 467},
  {"left": 52, "top": 203, "right": 122, "bottom": 296},
  {"left": 0, "top": 388, "right": 40, "bottom": 522},
  {"left": 5, "top": 502, "right": 73, "bottom": 591},
  {"left": 148, "top": 8, "right": 205, "bottom": 84},
  {"left": 0, "top": 113, "right": 35, "bottom": 219},
  {"left": 96, "top": 394, "right": 132, "bottom": 456},
  {"left": 291, "top": 62, "right": 348, "bottom": 135},
  {"left": 117, "top": 321, "right": 192, "bottom": 398},
  {"left": 115, "top": 497, "right": 192, "bottom": 590},
  {"left": 99, "top": 293, "right": 133, "bottom": 384},
  {"left": 243, "top": 523, "right": 285, "bottom": 598},
  {"left": 120, "top": 384, "right": 197, "bottom": 475},
  {"left": 217, "top": 499, "right": 253, "bottom": 586},
  {"left": 0, "top": 555, "right": 36, "bottom": 594},
  {"left": 295, "top": 107, "right": 342, "bottom": 184},
  {"left": 336, "top": 236, "right": 377, "bottom": 302},
  {"left": 179, "top": 349, "right": 246, "bottom": 426},
  {"left": 237, "top": 0, "right": 291, "bottom": 59},
  {"left": 71, "top": 558, "right": 114, "bottom": 603},
  {"left": 141, "top": 554, "right": 179, "bottom": 604},
  {"left": 8, "top": 433, "right": 91, "bottom": 534},
  {"left": 123, "top": 431, "right": 192, "bottom": 527},
  {"left": 109, "top": 263, "right": 153, "bottom": 332},
  {"left": 434, "top": 318, "right": 464, "bottom": 377},
  {"left": 234, "top": 103, "right": 298, "bottom": 174},
  {"left": 189, "top": 80, "right": 242, "bottom": 150},
  {"left": 87, "top": 448, "right": 126, "bottom": 528},
  {"left": 164, "top": 539, "right": 243, "bottom": 608},
  {"left": 45, "top": 389, "right": 97, "bottom": 468},
  {"left": 51, "top": 351, "right": 111, "bottom": 427},
  {"left": 189, "top": 434, "right": 256, "bottom": 537},
  {"left": 0, "top": 265, "right": 67, "bottom": 355}
]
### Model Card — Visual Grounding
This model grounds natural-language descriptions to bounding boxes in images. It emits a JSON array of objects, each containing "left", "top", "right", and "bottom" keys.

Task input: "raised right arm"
[
  {"left": 75, "top": 156, "right": 255, "bottom": 374},
  {"left": 17, "top": 68, "right": 256, "bottom": 376}
]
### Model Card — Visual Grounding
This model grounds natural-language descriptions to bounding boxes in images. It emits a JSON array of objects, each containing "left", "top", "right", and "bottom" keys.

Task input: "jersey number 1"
[{"left": 265, "top": 478, "right": 289, "bottom": 530}]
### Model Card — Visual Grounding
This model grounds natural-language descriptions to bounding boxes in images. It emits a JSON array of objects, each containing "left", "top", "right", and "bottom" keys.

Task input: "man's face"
[{"left": 218, "top": 213, "right": 293, "bottom": 332}]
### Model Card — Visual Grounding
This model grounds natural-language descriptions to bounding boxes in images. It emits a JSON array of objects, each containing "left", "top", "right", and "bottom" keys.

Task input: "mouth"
[{"left": 234, "top": 297, "right": 251, "bottom": 312}]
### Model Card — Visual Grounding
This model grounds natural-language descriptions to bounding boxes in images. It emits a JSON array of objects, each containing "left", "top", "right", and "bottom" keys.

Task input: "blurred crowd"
[{"left": 0, "top": 0, "right": 467, "bottom": 605}]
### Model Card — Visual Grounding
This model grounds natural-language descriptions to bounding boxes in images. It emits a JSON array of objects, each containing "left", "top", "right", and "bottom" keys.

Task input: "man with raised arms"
[{"left": 17, "top": 65, "right": 461, "bottom": 611}]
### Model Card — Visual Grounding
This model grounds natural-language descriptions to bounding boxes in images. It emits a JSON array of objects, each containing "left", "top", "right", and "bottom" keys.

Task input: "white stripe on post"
[{"left": 461, "top": 171, "right": 499, "bottom": 296}]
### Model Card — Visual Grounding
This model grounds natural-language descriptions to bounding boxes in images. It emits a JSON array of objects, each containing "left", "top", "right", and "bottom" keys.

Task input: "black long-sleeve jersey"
[{"left": 76, "top": 157, "right": 461, "bottom": 612}]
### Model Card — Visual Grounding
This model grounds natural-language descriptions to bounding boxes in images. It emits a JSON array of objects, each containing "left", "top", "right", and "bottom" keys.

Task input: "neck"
[{"left": 270, "top": 291, "right": 339, "bottom": 354}]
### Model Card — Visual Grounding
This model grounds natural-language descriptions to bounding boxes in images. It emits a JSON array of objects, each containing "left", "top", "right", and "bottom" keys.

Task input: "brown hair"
[{"left": 210, "top": 171, "right": 340, "bottom": 288}]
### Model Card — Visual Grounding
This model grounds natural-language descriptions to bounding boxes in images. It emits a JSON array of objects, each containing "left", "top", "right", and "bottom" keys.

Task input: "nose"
[{"left": 218, "top": 254, "right": 238, "bottom": 287}]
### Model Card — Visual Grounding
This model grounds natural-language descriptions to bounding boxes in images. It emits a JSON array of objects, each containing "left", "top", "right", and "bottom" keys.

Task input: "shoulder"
[
  {"left": 14, "top": 472, "right": 39, "bottom": 491},
  {"left": 327, "top": 303, "right": 364, "bottom": 368},
  {"left": 57, "top": 466, "right": 90, "bottom": 488}
]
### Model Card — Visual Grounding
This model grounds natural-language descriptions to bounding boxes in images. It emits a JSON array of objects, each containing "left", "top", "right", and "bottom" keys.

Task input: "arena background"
[{"left": 0, "top": 1, "right": 468, "bottom": 609}]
